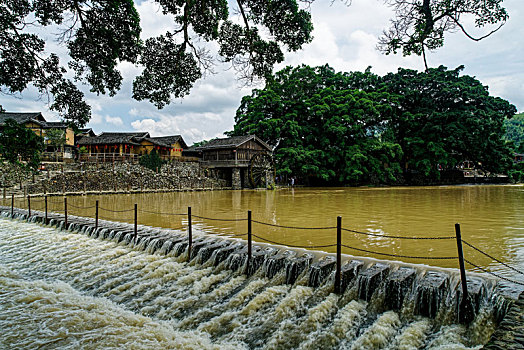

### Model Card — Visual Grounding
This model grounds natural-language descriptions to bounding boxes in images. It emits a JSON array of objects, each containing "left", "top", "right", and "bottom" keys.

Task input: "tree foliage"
[
  {"left": 139, "top": 149, "right": 164, "bottom": 172},
  {"left": 382, "top": 65, "right": 516, "bottom": 178},
  {"left": 231, "top": 64, "right": 516, "bottom": 185},
  {"left": 1, "top": 0, "right": 313, "bottom": 126},
  {"left": 0, "top": 119, "right": 44, "bottom": 170},
  {"left": 1, "top": 1, "right": 510, "bottom": 127},
  {"left": 504, "top": 112, "right": 524, "bottom": 152},
  {"left": 45, "top": 128, "right": 66, "bottom": 149},
  {"left": 379, "top": 0, "right": 509, "bottom": 69}
]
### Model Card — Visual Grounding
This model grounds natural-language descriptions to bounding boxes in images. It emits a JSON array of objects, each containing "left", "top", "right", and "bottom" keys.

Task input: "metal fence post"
[
  {"left": 45, "top": 195, "right": 48, "bottom": 224},
  {"left": 95, "top": 200, "right": 99, "bottom": 230},
  {"left": 134, "top": 203, "right": 138, "bottom": 244},
  {"left": 455, "top": 223, "right": 473, "bottom": 323},
  {"left": 11, "top": 194, "right": 14, "bottom": 218},
  {"left": 64, "top": 197, "right": 68, "bottom": 230},
  {"left": 28, "top": 195, "right": 31, "bottom": 218},
  {"left": 188, "top": 206, "right": 192, "bottom": 261},
  {"left": 335, "top": 216, "right": 342, "bottom": 294},
  {"left": 248, "top": 210, "right": 252, "bottom": 275}
]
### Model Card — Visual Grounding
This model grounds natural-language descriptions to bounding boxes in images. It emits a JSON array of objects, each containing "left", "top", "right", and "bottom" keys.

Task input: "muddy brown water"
[{"left": 8, "top": 185, "right": 523, "bottom": 278}]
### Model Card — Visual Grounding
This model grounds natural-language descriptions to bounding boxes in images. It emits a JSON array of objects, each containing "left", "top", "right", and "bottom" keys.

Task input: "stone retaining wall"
[{"left": 24, "top": 162, "right": 228, "bottom": 194}]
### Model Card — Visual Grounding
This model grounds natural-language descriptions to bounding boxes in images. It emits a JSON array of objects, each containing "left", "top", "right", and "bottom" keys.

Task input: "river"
[{"left": 5, "top": 184, "right": 524, "bottom": 279}]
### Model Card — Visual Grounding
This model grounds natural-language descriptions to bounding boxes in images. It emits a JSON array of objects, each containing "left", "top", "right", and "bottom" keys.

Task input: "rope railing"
[
  {"left": 341, "top": 244, "right": 457, "bottom": 260},
  {"left": 4, "top": 199, "right": 524, "bottom": 293},
  {"left": 252, "top": 233, "right": 337, "bottom": 249},
  {"left": 28, "top": 198, "right": 45, "bottom": 203},
  {"left": 68, "top": 203, "right": 97, "bottom": 210},
  {"left": 462, "top": 240, "right": 524, "bottom": 277},
  {"left": 98, "top": 215, "right": 126, "bottom": 221},
  {"left": 252, "top": 220, "right": 336, "bottom": 230},
  {"left": 465, "top": 259, "right": 524, "bottom": 286},
  {"left": 192, "top": 214, "right": 247, "bottom": 222},
  {"left": 139, "top": 209, "right": 185, "bottom": 216},
  {"left": 341, "top": 228, "right": 456, "bottom": 240},
  {"left": 99, "top": 207, "right": 135, "bottom": 213},
  {"left": 226, "top": 232, "right": 248, "bottom": 237}
]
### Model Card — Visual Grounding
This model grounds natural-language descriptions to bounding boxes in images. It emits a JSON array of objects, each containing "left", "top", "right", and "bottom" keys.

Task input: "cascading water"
[{"left": 0, "top": 209, "right": 515, "bottom": 349}]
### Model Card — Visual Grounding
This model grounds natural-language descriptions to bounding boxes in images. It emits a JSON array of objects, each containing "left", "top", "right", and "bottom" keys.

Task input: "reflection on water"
[{"left": 5, "top": 185, "right": 524, "bottom": 277}]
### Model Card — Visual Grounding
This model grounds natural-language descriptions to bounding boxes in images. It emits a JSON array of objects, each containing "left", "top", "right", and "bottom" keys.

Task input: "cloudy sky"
[{"left": 1, "top": 0, "right": 523, "bottom": 145}]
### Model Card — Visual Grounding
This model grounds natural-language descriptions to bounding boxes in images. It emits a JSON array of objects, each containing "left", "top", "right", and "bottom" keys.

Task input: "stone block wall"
[{"left": 23, "top": 162, "right": 228, "bottom": 194}]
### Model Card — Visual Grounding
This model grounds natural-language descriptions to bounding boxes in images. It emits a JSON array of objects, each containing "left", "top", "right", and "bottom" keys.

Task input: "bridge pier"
[{"left": 232, "top": 168, "right": 241, "bottom": 189}]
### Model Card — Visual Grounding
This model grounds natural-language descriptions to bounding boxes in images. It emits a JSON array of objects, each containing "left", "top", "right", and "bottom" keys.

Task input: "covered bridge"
[{"left": 190, "top": 135, "right": 273, "bottom": 189}]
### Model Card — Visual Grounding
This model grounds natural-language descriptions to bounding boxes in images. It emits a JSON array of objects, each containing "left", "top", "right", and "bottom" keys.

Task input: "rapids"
[{"left": 0, "top": 216, "right": 501, "bottom": 349}]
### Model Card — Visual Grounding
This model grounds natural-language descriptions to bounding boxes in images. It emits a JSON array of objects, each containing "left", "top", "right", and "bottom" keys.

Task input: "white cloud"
[
  {"left": 1, "top": 0, "right": 523, "bottom": 137},
  {"left": 105, "top": 115, "right": 124, "bottom": 126}
]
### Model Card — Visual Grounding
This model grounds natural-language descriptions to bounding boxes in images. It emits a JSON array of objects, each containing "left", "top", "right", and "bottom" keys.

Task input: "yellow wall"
[
  {"left": 24, "top": 123, "right": 74, "bottom": 146},
  {"left": 170, "top": 141, "right": 183, "bottom": 157},
  {"left": 25, "top": 122, "right": 44, "bottom": 137},
  {"left": 65, "top": 128, "right": 74, "bottom": 146},
  {"left": 139, "top": 140, "right": 154, "bottom": 154}
]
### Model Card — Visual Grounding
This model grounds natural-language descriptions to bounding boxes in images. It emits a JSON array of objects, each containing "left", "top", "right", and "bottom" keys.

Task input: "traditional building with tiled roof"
[
  {"left": 195, "top": 135, "right": 272, "bottom": 162},
  {"left": 77, "top": 131, "right": 188, "bottom": 161},
  {"left": 0, "top": 112, "right": 76, "bottom": 160}
]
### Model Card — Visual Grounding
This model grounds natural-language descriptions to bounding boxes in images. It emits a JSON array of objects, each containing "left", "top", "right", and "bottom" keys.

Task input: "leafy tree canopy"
[
  {"left": 1, "top": 0, "right": 313, "bottom": 127},
  {"left": 379, "top": 0, "right": 509, "bottom": 69},
  {"left": 0, "top": 119, "right": 44, "bottom": 170},
  {"left": 231, "top": 64, "right": 516, "bottom": 185},
  {"left": 45, "top": 128, "right": 66, "bottom": 148},
  {"left": 504, "top": 112, "right": 524, "bottom": 152},
  {"left": 1, "top": 1, "right": 509, "bottom": 127},
  {"left": 139, "top": 149, "right": 164, "bottom": 172}
]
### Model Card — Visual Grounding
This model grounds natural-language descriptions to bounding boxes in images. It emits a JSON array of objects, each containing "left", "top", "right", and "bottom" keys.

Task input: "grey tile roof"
[
  {"left": 195, "top": 135, "right": 271, "bottom": 151},
  {"left": 43, "top": 121, "right": 69, "bottom": 129},
  {"left": 77, "top": 132, "right": 150, "bottom": 145},
  {"left": 0, "top": 112, "right": 46, "bottom": 126},
  {"left": 147, "top": 135, "right": 187, "bottom": 148},
  {"left": 78, "top": 128, "right": 96, "bottom": 137}
]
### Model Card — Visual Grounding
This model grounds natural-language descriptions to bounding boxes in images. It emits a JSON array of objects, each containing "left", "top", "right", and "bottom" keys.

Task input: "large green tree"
[
  {"left": 1, "top": 0, "right": 313, "bottom": 126},
  {"left": 1, "top": 1, "right": 509, "bottom": 127},
  {"left": 231, "top": 65, "right": 516, "bottom": 185},
  {"left": 231, "top": 65, "right": 403, "bottom": 185},
  {"left": 382, "top": 66, "right": 516, "bottom": 178},
  {"left": 504, "top": 112, "right": 524, "bottom": 152},
  {"left": 0, "top": 119, "right": 44, "bottom": 170}
]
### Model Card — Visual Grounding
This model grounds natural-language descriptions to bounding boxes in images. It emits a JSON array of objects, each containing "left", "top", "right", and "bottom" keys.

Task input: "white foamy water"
[{"left": 0, "top": 217, "right": 499, "bottom": 349}]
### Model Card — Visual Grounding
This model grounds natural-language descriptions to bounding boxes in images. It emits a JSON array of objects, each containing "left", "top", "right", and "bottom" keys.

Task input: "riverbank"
[{"left": 1, "top": 161, "right": 230, "bottom": 199}]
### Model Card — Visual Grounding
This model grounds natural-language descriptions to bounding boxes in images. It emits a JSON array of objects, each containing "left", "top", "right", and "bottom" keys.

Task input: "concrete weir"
[{"left": 1, "top": 206, "right": 522, "bottom": 348}]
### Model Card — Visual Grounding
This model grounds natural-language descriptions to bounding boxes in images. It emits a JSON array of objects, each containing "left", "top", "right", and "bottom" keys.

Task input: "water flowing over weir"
[{"left": 0, "top": 208, "right": 520, "bottom": 349}]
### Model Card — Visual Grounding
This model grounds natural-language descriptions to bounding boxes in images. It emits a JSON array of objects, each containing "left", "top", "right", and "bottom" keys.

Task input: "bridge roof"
[{"left": 195, "top": 135, "right": 271, "bottom": 152}]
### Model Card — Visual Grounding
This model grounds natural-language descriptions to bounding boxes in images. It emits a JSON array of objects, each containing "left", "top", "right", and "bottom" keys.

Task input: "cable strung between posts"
[
  {"left": 462, "top": 240, "right": 524, "bottom": 276},
  {"left": 465, "top": 259, "right": 524, "bottom": 286},
  {"left": 28, "top": 198, "right": 45, "bottom": 203},
  {"left": 341, "top": 244, "right": 457, "bottom": 260},
  {"left": 47, "top": 199, "right": 65, "bottom": 205},
  {"left": 68, "top": 203, "right": 97, "bottom": 210},
  {"left": 192, "top": 214, "right": 247, "bottom": 222},
  {"left": 97, "top": 215, "right": 122, "bottom": 222},
  {"left": 99, "top": 207, "right": 135, "bottom": 213},
  {"left": 226, "top": 232, "right": 248, "bottom": 237},
  {"left": 252, "top": 220, "right": 336, "bottom": 230},
  {"left": 252, "top": 233, "right": 337, "bottom": 249},
  {"left": 341, "top": 228, "right": 456, "bottom": 240},
  {"left": 139, "top": 209, "right": 186, "bottom": 216}
]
